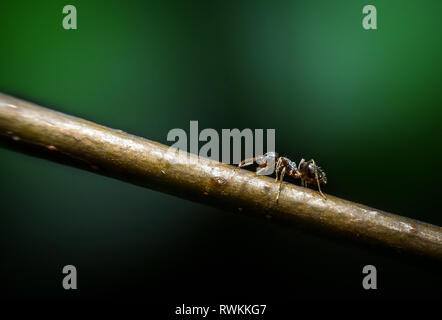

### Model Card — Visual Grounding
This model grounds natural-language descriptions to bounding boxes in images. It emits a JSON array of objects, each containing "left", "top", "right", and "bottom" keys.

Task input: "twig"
[{"left": 0, "top": 92, "right": 441, "bottom": 260}]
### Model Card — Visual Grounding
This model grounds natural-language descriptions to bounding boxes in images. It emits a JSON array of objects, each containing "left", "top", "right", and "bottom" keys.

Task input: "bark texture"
[{"left": 0, "top": 93, "right": 441, "bottom": 260}]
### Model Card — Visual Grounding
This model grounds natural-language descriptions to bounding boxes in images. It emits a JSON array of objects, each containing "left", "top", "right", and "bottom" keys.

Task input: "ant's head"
[
  {"left": 263, "top": 151, "right": 278, "bottom": 160},
  {"left": 256, "top": 151, "right": 278, "bottom": 166}
]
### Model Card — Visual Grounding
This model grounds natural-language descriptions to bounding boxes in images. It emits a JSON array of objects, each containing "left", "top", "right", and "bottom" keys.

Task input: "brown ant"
[{"left": 238, "top": 152, "right": 327, "bottom": 200}]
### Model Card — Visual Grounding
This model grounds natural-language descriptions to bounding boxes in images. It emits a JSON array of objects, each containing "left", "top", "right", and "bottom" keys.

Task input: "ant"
[{"left": 238, "top": 152, "right": 327, "bottom": 200}]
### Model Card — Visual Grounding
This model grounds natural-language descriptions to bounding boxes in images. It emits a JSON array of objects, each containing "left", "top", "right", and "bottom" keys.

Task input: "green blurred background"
[{"left": 0, "top": 0, "right": 441, "bottom": 301}]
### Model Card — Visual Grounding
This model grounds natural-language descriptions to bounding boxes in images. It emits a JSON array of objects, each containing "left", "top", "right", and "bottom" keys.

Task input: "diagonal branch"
[{"left": 0, "top": 92, "right": 441, "bottom": 260}]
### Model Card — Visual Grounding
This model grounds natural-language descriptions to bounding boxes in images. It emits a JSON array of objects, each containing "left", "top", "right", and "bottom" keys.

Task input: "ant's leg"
[
  {"left": 238, "top": 157, "right": 257, "bottom": 168},
  {"left": 276, "top": 167, "right": 286, "bottom": 202},
  {"left": 309, "top": 159, "right": 327, "bottom": 200},
  {"left": 256, "top": 166, "right": 269, "bottom": 176},
  {"left": 298, "top": 159, "right": 306, "bottom": 187},
  {"left": 291, "top": 168, "right": 302, "bottom": 186},
  {"left": 274, "top": 157, "right": 282, "bottom": 182},
  {"left": 298, "top": 158, "right": 305, "bottom": 171}
]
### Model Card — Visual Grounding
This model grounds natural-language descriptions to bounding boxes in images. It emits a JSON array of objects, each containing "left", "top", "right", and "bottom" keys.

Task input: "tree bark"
[{"left": 0, "top": 92, "right": 441, "bottom": 261}]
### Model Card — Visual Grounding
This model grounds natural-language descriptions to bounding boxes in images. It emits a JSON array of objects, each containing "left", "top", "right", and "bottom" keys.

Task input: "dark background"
[{"left": 0, "top": 0, "right": 441, "bottom": 305}]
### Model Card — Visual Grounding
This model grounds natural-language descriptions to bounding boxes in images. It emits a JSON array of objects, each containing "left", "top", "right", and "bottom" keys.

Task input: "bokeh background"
[{"left": 0, "top": 0, "right": 441, "bottom": 302}]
